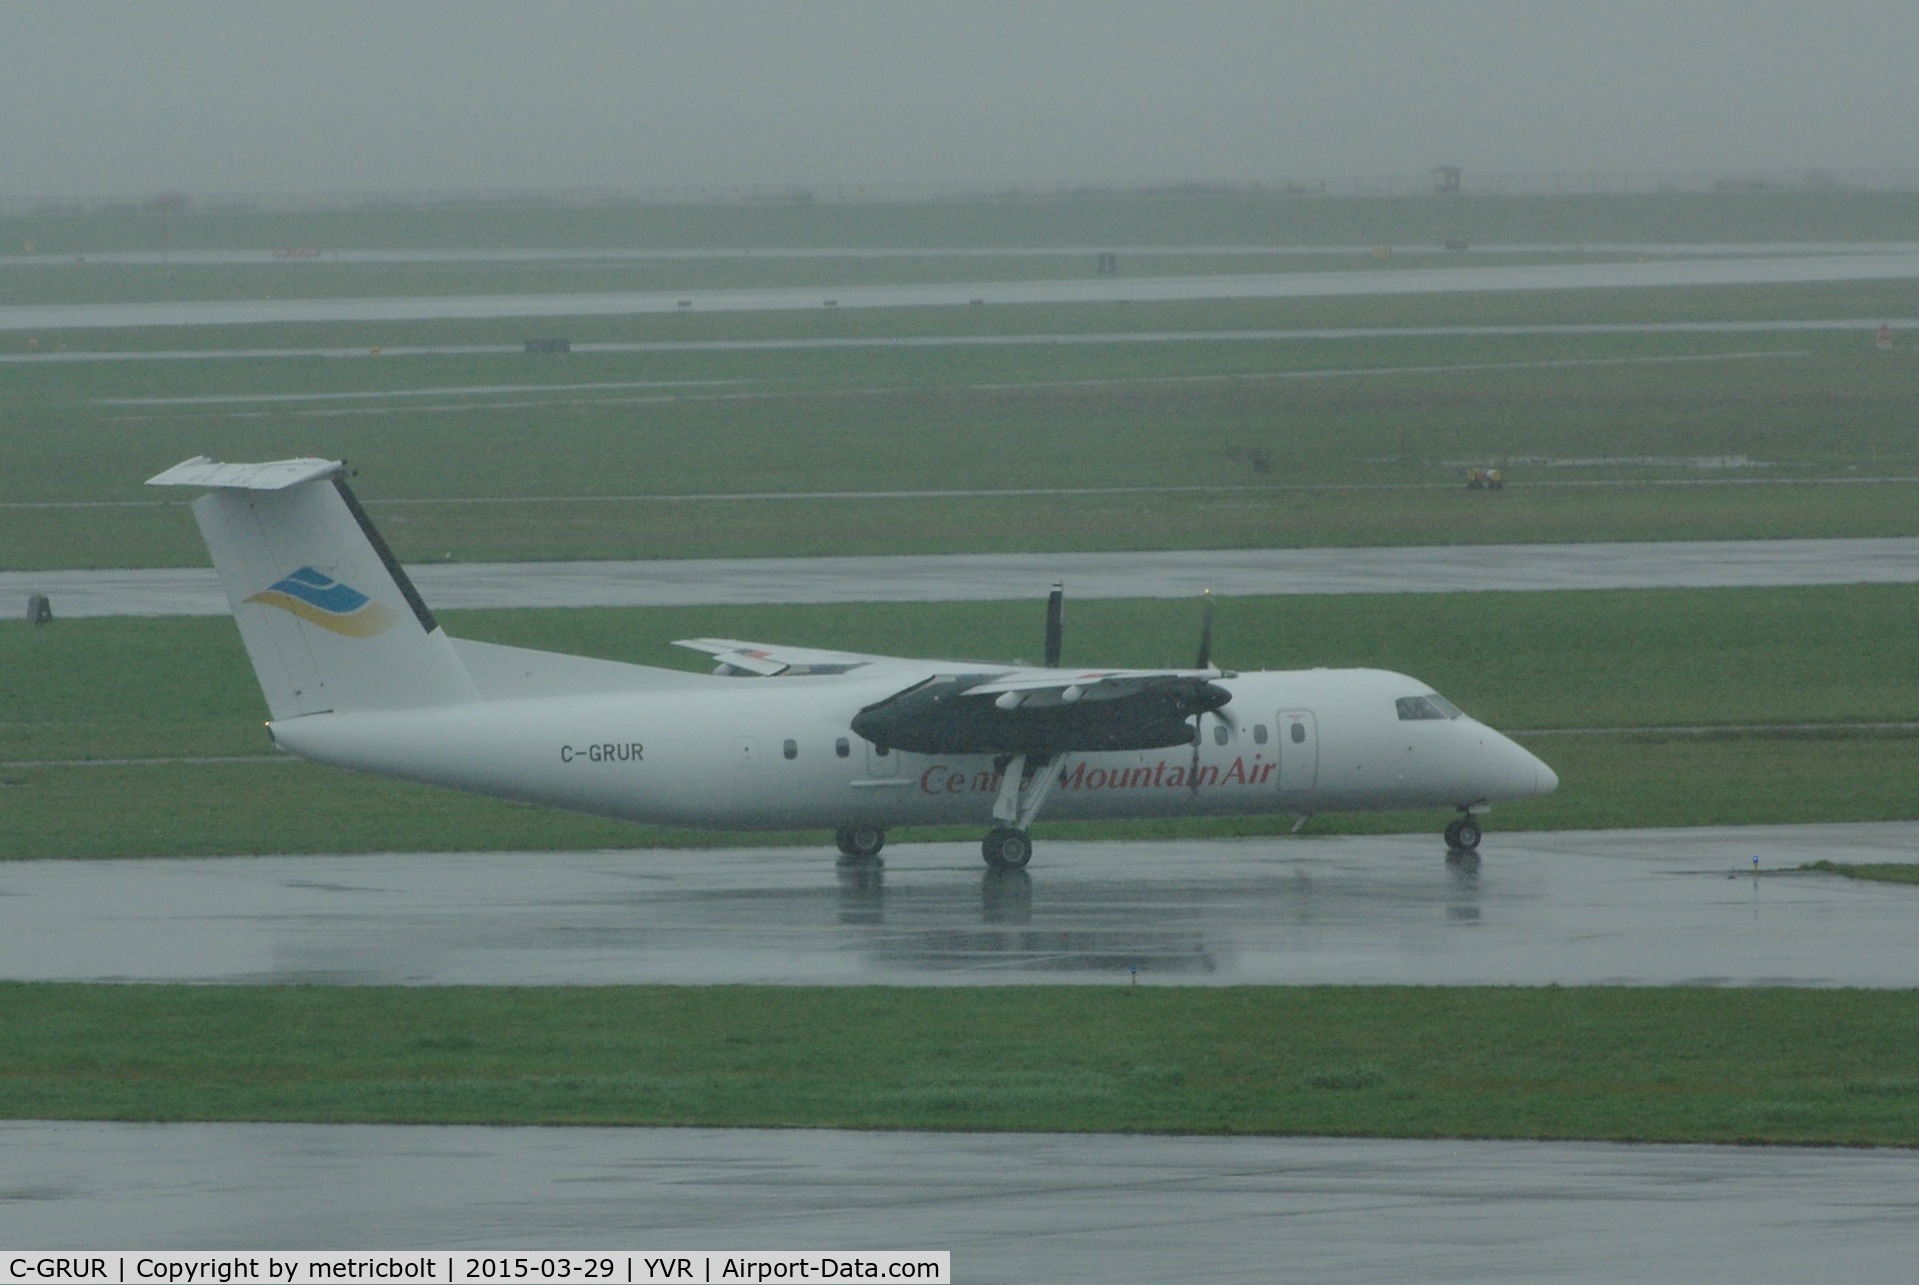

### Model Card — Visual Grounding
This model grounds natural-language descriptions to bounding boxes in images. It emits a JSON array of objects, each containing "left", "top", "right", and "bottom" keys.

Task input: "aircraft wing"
[
  {"left": 851, "top": 666, "right": 1232, "bottom": 756},
  {"left": 675, "top": 637, "right": 910, "bottom": 677},
  {"left": 960, "top": 668, "right": 1227, "bottom": 701},
  {"left": 680, "top": 637, "right": 1233, "bottom": 756}
]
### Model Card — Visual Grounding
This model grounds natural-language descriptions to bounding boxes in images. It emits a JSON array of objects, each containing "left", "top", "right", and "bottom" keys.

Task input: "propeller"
[
  {"left": 1186, "top": 591, "right": 1236, "bottom": 793},
  {"left": 1044, "top": 582, "right": 1064, "bottom": 669},
  {"left": 1194, "top": 589, "right": 1215, "bottom": 671}
]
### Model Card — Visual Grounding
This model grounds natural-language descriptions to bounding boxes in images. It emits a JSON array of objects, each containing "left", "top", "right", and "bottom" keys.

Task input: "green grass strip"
[
  {"left": 1803, "top": 861, "right": 1919, "bottom": 885},
  {"left": 4, "top": 984, "right": 1919, "bottom": 1145}
]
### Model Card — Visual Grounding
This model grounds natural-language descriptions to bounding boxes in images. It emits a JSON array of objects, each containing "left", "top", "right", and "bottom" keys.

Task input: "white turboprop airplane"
[{"left": 149, "top": 455, "right": 1558, "bottom": 869}]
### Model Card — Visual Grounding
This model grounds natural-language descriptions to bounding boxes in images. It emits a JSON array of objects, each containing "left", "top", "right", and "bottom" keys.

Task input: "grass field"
[
  {"left": 6, "top": 327, "right": 1919, "bottom": 567},
  {"left": 4, "top": 982, "right": 1918, "bottom": 1143},
  {"left": 5, "top": 190, "right": 1919, "bottom": 569},
  {"left": 6, "top": 584, "right": 1917, "bottom": 858},
  {"left": 1806, "top": 861, "right": 1919, "bottom": 885}
]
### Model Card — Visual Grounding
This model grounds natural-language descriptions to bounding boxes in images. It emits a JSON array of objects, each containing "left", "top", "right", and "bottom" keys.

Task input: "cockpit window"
[{"left": 1396, "top": 693, "right": 1463, "bottom": 721}]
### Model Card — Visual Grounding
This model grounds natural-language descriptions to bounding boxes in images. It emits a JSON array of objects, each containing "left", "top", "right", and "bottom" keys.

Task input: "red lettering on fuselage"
[{"left": 920, "top": 757, "right": 1270, "bottom": 795}]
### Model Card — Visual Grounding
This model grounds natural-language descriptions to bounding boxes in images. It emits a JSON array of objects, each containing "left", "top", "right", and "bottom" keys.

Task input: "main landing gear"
[
  {"left": 1444, "top": 814, "right": 1483, "bottom": 852},
  {"left": 982, "top": 826, "right": 1034, "bottom": 870},
  {"left": 835, "top": 826, "right": 886, "bottom": 861},
  {"left": 978, "top": 751, "right": 1063, "bottom": 870}
]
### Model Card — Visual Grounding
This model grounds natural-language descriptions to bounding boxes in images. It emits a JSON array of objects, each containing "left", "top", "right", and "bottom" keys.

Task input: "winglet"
[{"left": 147, "top": 456, "right": 343, "bottom": 491}]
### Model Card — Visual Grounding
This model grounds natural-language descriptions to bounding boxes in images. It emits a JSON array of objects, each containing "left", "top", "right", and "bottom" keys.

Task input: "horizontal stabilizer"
[{"left": 147, "top": 455, "right": 343, "bottom": 491}]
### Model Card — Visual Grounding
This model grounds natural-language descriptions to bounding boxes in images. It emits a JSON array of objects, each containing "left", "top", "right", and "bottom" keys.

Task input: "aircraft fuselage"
[{"left": 270, "top": 665, "right": 1552, "bottom": 833}]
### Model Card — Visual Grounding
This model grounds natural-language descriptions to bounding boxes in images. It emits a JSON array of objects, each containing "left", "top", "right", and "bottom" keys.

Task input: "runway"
[
  {"left": 7, "top": 239, "right": 1918, "bottom": 268},
  {"left": 6, "top": 250, "right": 1919, "bottom": 330},
  {"left": 12, "top": 537, "right": 1919, "bottom": 618},
  {"left": 1, "top": 317, "right": 1911, "bottom": 365},
  {"left": 5, "top": 1122, "right": 1917, "bottom": 1280},
  {"left": 2, "top": 825, "right": 1912, "bottom": 987}
]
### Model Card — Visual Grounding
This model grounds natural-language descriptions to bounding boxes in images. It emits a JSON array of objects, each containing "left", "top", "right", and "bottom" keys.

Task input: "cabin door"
[
  {"left": 1276, "top": 710, "right": 1318, "bottom": 792},
  {"left": 864, "top": 739, "right": 899, "bottom": 778}
]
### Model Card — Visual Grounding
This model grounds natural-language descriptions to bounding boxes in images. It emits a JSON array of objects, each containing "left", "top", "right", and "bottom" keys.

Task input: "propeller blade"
[
  {"left": 1188, "top": 716, "right": 1203, "bottom": 794},
  {"left": 1044, "top": 582, "right": 1064, "bottom": 668},
  {"left": 1195, "top": 590, "right": 1215, "bottom": 671}
]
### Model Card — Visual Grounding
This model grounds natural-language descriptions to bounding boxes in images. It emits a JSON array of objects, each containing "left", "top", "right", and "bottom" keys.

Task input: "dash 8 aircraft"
[{"left": 150, "top": 456, "right": 1557, "bottom": 869}]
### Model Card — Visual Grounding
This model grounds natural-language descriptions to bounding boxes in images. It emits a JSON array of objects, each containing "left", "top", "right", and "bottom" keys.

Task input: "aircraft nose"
[{"left": 1482, "top": 728, "right": 1556, "bottom": 800}]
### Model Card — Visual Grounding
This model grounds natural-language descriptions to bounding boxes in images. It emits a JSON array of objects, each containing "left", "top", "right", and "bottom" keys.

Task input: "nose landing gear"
[{"left": 1444, "top": 815, "right": 1483, "bottom": 852}]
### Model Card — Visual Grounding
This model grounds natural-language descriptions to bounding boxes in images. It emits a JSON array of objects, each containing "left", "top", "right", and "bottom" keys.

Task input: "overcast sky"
[{"left": 3, "top": 1, "right": 1916, "bottom": 197}]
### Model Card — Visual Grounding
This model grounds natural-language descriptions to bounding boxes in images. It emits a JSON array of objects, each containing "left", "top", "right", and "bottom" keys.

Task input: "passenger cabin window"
[
  {"left": 1213, "top": 724, "right": 1230, "bottom": 745},
  {"left": 782, "top": 738, "right": 798, "bottom": 760},
  {"left": 1291, "top": 721, "right": 1306, "bottom": 743},
  {"left": 1253, "top": 724, "right": 1269, "bottom": 744},
  {"left": 835, "top": 737, "right": 850, "bottom": 758},
  {"left": 1395, "top": 694, "right": 1462, "bottom": 721}
]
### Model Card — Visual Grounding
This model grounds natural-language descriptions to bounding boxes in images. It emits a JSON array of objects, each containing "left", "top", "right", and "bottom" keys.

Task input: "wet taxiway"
[
  {"left": 6, "top": 250, "right": 1919, "bottom": 330},
  {"left": 6, "top": 1122, "right": 1918, "bottom": 1280},
  {"left": 1, "top": 825, "right": 1913, "bottom": 987},
  {"left": 7, "top": 239, "right": 1917, "bottom": 268},
  {"left": 0, "top": 316, "right": 1911, "bottom": 365},
  {"left": 11, "top": 536, "right": 1919, "bottom": 619}
]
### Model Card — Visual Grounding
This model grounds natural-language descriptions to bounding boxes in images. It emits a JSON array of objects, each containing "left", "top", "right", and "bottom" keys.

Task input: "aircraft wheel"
[
  {"left": 1445, "top": 817, "right": 1482, "bottom": 851},
  {"left": 836, "top": 826, "right": 886, "bottom": 859},
  {"left": 984, "top": 827, "right": 1033, "bottom": 870}
]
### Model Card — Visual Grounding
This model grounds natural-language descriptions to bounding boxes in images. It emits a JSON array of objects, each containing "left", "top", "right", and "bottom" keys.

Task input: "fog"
[{"left": 2, "top": 1, "right": 1916, "bottom": 198}]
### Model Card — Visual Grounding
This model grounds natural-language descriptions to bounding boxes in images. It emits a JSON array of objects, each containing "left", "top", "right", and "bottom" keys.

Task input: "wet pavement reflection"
[
  {"left": 1, "top": 823, "right": 1914, "bottom": 987},
  {"left": 7, "top": 1121, "right": 1919, "bottom": 1279}
]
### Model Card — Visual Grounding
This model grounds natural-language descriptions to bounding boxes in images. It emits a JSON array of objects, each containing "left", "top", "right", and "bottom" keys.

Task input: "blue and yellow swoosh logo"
[{"left": 246, "top": 566, "right": 398, "bottom": 637}]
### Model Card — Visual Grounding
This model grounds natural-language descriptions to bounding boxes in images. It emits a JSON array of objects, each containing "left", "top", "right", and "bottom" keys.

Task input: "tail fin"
[{"left": 148, "top": 457, "right": 476, "bottom": 718}]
